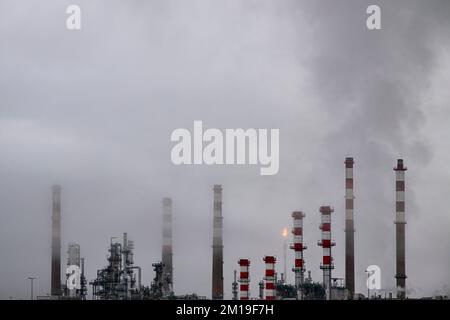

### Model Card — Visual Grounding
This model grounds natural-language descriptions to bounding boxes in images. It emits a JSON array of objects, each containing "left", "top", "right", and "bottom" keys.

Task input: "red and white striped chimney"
[
  {"left": 394, "top": 159, "right": 407, "bottom": 299},
  {"left": 263, "top": 256, "right": 276, "bottom": 300},
  {"left": 318, "top": 206, "right": 335, "bottom": 300},
  {"left": 238, "top": 259, "right": 250, "bottom": 300},
  {"left": 291, "top": 211, "right": 307, "bottom": 299},
  {"left": 345, "top": 157, "right": 355, "bottom": 299}
]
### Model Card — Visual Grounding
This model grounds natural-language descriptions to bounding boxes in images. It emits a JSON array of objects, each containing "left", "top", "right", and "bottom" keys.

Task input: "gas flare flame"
[{"left": 282, "top": 227, "right": 288, "bottom": 238}]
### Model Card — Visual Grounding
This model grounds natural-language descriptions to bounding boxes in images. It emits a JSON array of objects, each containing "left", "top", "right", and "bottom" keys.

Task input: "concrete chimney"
[
  {"left": 212, "top": 185, "right": 224, "bottom": 300},
  {"left": 51, "top": 185, "right": 62, "bottom": 297},
  {"left": 394, "top": 159, "right": 407, "bottom": 299},
  {"left": 162, "top": 197, "right": 173, "bottom": 295},
  {"left": 345, "top": 157, "right": 355, "bottom": 299}
]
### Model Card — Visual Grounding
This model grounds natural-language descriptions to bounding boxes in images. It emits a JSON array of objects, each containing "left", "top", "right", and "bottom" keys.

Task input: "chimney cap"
[
  {"left": 394, "top": 159, "right": 407, "bottom": 171},
  {"left": 238, "top": 259, "right": 250, "bottom": 266},
  {"left": 319, "top": 205, "right": 334, "bottom": 214},
  {"left": 263, "top": 256, "right": 276, "bottom": 263},
  {"left": 292, "top": 211, "right": 305, "bottom": 218},
  {"left": 345, "top": 157, "right": 354, "bottom": 167}
]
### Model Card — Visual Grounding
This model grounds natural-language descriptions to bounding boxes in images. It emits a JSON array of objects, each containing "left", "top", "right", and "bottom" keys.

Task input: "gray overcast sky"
[{"left": 1, "top": 0, "right": 449, "bottom": 299}]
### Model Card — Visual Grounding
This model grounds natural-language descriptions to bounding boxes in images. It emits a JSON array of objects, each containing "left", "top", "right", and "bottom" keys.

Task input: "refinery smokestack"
[
  {"left": 291, "top": 211, "right": 306, "bottom": 299},
  {"left": 263, "top": 256, "right": 276, "bottom": 300},
  {"left": 66, "top": 243, "right": 80, "bottom": 298},
  {"left": 318, "top": 205, "right": 335, "bottom": 300},
  {"left": 394, "top": 159, "right": 407, "bottom": 299},
  {"left": 67, "top": 243, "right": 80, "bottom": 267},
  {"left": 51, "top": 185, "right": 62, "bottom": 297},
  {"left": 238, "top": 259, "right": 250, "bottom": 300},
  {"left": 344, "top": 157, "right": 355, "bottom": 299},
  {"left": 162, "top": 197, "right": 173, "bottom": 295},
  {"left": 212, "top": 185, "right": 224, "bottom": 300}
]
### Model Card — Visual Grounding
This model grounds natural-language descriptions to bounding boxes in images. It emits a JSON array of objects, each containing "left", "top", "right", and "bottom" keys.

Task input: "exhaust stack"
[
  {"left": 238, "top": 259, "right": 250, "bottom": 300},
  {"left": 291, "top": 211, "right": 307, "bottom": 299},
  {"left": 318, "top": 205, "right": 335, "bottom": 300},
  {"left": 394, "top": 159, "right": 407, "bottom": 299},
  {"left": 66, "top": 243, "right": 80, "bottom": 298},
  {"left": 212, "top": 185, "right": 224, "bottom": 300},
  {"left": 263, "top": 256, "right": 276, "bottom": 300},
  {"left": 51, "top": 185, "right": 62, "bottom": 297},
  {"left": 162, "top": 197, "right": 173, "bottom": 295},
  {"left": 345, "top": 157, "right": 355, "bottom": 299}
]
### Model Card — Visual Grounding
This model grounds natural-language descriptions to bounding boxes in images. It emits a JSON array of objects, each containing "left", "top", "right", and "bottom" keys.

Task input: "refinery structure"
[{"left": 29, "top": 157, "right": 447, "bottom": 300}]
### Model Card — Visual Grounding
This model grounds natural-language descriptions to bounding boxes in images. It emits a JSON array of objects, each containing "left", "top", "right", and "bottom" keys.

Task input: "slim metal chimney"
[
  {"left": 394, "top": 159, "right": 407, "bottom": 299},
  {"left": 291, "top": 211, "right": 307, "bottom": 300},
  {"left": 345, "top": 157, "right": 355, "bottom": 299},
  {"left": 212, "top": 185, "right": 224, "bottom": 300},
  {"left": 318, "top": 205, "right": 335, "bottom": 300},
  {"left": 238, "top": 259, "right": 250, "bottom": 300},
  {"left": 263, "top": 256, "right": 276, "bottom": 300},
  {"left": 51, "top": 185, "right": 62, "bottom": 297},
  {"left": 80, "top": 257, "right": 86, "bottom": 300},
  {"left": 162, "top": 197, "right": 173, "bottom": 295}
]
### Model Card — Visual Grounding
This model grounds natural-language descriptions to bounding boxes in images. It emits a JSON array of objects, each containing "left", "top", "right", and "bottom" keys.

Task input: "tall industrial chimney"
[
  {"left": 212, "top": 185, "right": 224, "bottom": 300},
  {"left": 394, "top": 159, "right": 407, "bottom": 299},
  {"left": 318, "top": 205, "right": 335, "bottom": 300},
  {"left": 162, "top": 197, "right": 173, "bottom": 295},
  {"left": 51, "top": 185, "right": 62, "bottom": 297},
  {"left": 291, "top": 211, "right": 306, "bottom": 299},
  {"left": 344, "top": 157, "right": 355, "bottom": 299}
]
